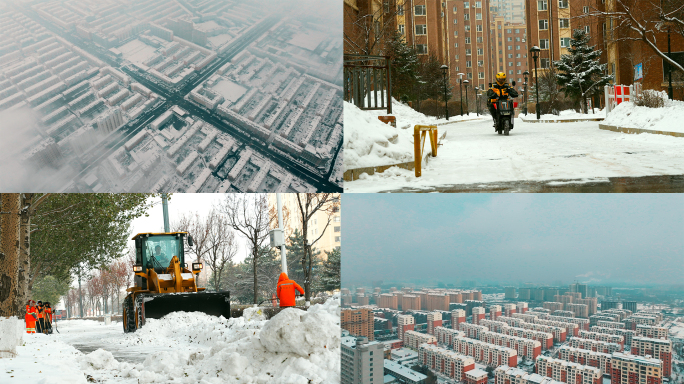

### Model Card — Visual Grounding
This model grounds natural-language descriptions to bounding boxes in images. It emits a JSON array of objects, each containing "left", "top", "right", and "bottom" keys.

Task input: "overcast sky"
[{"left": 342, "top": 194, "right": 684, "bottom": 287}]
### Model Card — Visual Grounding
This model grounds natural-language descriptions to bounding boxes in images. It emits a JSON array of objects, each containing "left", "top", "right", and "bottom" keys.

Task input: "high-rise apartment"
[
  {"left": 491, "top": 18, "right": 529, "bottom": 86},
  {"left": 428, "top": 311, "right": 443, "bottom": 335},
  {"left": 631, "top": 337, "right": 672, "bottom": 376},
  {"left": 610, "top": 352, "right": 663, "bottom": 384},
  {"left": 342, "top": 308, "right": 375, "bottom": 341},
  {"left": 453, "top": 309, "right": 467, "bottom": 329},
  {"left": 622, "top": 301, "right": 637, "bottom": 313},
  {"left": 536, "top": 356, "right": 602, "bottom": 384},
  {"left": 378, "top": 293, "right": 399, "bottom": 310},
  {"left": 473, "top": 307, "right": 486, "bottom": 324},
  {"left": 398, "top": 314, "right": 416, "bottom": 341},
  {"left": 420, "top": 344, "right": 476, "bottom": 381},
  {"left": 489, "top": 0, "right": 525, "bottom": 24},
  {"left": 342, "top": 336, "right": 385, "bottom": 384},
  {"left": 505, "top": 287, "right": 517, "bottom": 299}
]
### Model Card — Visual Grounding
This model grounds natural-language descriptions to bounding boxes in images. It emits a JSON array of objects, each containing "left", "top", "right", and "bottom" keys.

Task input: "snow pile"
[
  {"left": 344, "top": 99, "right": 483, "bottom": 169},
  {"left": 80, "top": 348, "right": 120, "bottom": 370},
  {"left": 522, "top": 108, "right": 605, "bottom": 121},
  {"left": 0, "top": 317, "right": 23, "bottom": 358},
  {"left": 604, "top": 92, "right": 684, "bottom": 134}
]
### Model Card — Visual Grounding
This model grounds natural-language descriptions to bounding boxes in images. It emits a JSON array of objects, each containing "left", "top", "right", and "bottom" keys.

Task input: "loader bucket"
[{"left": 141, "top": 291, "right": 231, "bottom": 319}]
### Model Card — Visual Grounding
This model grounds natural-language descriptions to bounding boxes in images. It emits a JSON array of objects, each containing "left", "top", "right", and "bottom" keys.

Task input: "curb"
[{"left": 598, "top": 124, "right": 684, "bottom": 138}]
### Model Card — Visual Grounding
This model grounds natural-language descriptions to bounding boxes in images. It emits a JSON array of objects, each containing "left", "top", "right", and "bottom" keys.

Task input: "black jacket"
[{"left": 487, "top": 83, "right": 518, "bottom": 103}]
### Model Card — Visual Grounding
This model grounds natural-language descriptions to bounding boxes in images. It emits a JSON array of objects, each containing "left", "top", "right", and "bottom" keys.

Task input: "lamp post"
[
  {"left": 474, "top": 87, "right": 480, "bottom": 116},
  {"left": 530, "top": 46, "right": 541, "bottom": 119},
  {"left": 457, "top": 72, "right": 465, "bottom": 116},
  {"left": 441, "top": 65, "right": 449, "bottom": 120},
  {"left": 523, "top": 70, "right": 529, "bottom": 115},
  {"left": 463, "top": 79, "right": 470, "bottom": 115},
  {"left": 667, "top": 26, "right": 673, "bottom": 100}
]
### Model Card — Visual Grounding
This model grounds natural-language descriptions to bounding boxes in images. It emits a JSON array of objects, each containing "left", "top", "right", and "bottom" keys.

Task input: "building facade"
[
  {"left": 535, "top": 356, "right": 602, "bottom": 384},
  {"left": 342, "top": 308, "right": 375, "bottom": 341},
  {"left": 631, "top": 337, "right": 672, "bottom": 377},
  {"left": 610, "top": 352, "right": 663, "bottom": 384},
  {"left": 342, "top": 336, "right": 385, "bottom": 384}
]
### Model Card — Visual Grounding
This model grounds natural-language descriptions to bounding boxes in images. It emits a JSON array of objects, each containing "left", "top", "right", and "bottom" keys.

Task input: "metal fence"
[{"left": 344, "top": 54, "right": 392, "bottom": 114}]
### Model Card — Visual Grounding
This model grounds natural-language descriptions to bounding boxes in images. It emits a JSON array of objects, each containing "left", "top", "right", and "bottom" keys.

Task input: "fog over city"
[{"left": 342, "top": 194, "right": 684, "bottom": 286}]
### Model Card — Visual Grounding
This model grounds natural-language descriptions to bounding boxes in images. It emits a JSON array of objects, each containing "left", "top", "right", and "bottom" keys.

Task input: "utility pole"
[
  {"left": 276, "top": 193, "right": 287, "bottom": 275},
  {"left": 162, "top": 193, "right": 170, "bottom": 233},
  {"left": 78, "top": 264, "right": 83, "bottom": 318}
]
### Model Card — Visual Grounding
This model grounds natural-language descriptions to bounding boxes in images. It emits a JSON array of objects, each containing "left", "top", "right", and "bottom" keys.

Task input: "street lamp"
[
  {"left": 530, "top": 46, "right": 541, "bottom": 119},
  {"left": 441, "top": 65, "right": 449, "bottom": 120},
  {"left": 523, "top": 70, "right": 529, "bottom": 115},
  {"left": 474, "top": 87, "right": 480, "bottom": 116},
  {"left": 463, "top": 79, "right": 470, "bottom": 115},
  {"left": 457, "top": 72, "right": 465, "bottom": 116}
]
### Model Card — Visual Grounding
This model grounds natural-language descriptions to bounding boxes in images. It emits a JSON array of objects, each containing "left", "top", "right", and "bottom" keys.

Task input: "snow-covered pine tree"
[
  {"left": 554, "top": 29, "right": 613, "bottom": 113},
  {"left": 385, "top": 30, "right": 419, "bottom": 102}
]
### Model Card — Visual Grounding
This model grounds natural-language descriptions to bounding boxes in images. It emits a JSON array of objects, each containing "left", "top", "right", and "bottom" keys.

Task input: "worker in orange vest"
[
  {"left": 35, "top": 301, "right": 45, "bottom": 334},
  {"left": 44, "top": 302, "right": 53, "bottom": 334},
  {"left": 25, "top": 300, "right": 37, "bottom": 333},
  {"left": 276, "top": 272, "right": 304, "bottom": 308}
]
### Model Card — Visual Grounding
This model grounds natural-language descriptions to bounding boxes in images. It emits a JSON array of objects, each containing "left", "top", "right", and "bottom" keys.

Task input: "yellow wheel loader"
[{"left": 122, "top": 232, "right": 230, "bottom": 332}]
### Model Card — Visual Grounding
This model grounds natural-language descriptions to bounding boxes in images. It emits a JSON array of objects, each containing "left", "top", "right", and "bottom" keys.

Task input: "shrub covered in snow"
[
  {"left": 634, "top": 89, "right": 666, "bottom": 108},
  {"left": 605, "top": 94, "right": 684, "bottom": 134}
]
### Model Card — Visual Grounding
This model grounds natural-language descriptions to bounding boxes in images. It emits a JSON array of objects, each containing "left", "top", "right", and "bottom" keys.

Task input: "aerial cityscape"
[
  {"left": 341, "top": 194, "right": 684, "bottom": 384},
  {"left": 0, "top": 0, "right": 343, "bottom": 192}
]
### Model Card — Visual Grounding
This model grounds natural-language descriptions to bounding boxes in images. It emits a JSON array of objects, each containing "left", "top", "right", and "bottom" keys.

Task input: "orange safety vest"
[
  {"left": 36, "top": 307, "right": 44, "bottom": 319},
  {"left": 45, "top": 308, "right": 52, "bottom": 322},
  {"left": 25, "top": 305, "right": 37, "bottom": 333},
  {"left": 277, "top": 272, "right": 304, "bottom": 307}
]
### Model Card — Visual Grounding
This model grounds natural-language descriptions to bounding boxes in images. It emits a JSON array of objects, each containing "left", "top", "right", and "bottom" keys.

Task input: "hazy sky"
[{"left": 342, "top": 194, "right": 684, "bottom": 286}]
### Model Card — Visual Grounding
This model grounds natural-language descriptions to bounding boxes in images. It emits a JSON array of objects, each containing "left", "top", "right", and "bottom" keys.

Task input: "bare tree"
[
  {"left": 293, "top": 194, "right": 341, "bottom": 305},
  {"left": 221, "top": 194, "right": 273, "bottom": 304},
  {"left": 173, "top": 212, "right": 212, "bottom": 265},
  {"left": 204, "top": 208, "right": 237, "bottom": 291},
  {"left": 344, "top": 0, "right": 409, "bottom": 55},
  {"left": 0, "top": 194, "right": 21, "bottom": 317}
]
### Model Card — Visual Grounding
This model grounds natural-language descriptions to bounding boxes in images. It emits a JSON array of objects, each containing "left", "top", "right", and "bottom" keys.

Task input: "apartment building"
[
  {"left": 631, "top": 337, "right": 672, "bottom": 376},
  {"left": 479, "top": 330, "right": 542, "bottom": 359},
  {"left": 490, "top": 305, "right": 502, "bottom": 321},
  {"left": 398, "top": 314, "right": 416, "bottom": 341},
  {"left": 490, "top": 18, "right": 530, "bottom": 88},
  {"left": 578, "top": 330, "right": 624, "bottom": 349},
  {"left": 635, "top": 312, "right": 662, "bottom": 323},
  {"left": 568, "top": 337, "right": 622, "bottom": 354},
  {"left": 636, "top": 325, "right": 668, "bottom": 340},
  {"left": 577, "top": 298, "right": 598, "bottom": 316},
  {"left": 505, "top": 287, "right": 517, "bottom": 299},
  {"left": 342, "top": 308, "right": 375, "bottom": 341},
  {"left": 554, "top": 310, "right": 575, "bottom": 318},
  {"left": 341, "top": 336, "right": 384, "bottom": 384},
  {"left": 466, "top": 368, "right": 489, "bottom": 384},
  {"left": 504, "top": 303, "right": 517, "bottom": 317},
  {"left": 544, "top": 314, "right": 590, "bottom": 330},
  {"left": 596, "top": 320, "right": 625, "bottom": 329},
  {"left": 626, "top": 315, "right": 658, "bottom": 328},
  {"left": 453, "top": 309, "right": 467, "bottom": 329},
  {"left": 473, "top": 307, "right": 486, "bottom": 324},
  {"left": 545, "top": 302, "right": 564, "bottom": 312},
  {"left": 590, "top": 326, "right": 636, "bottom": 346},
  {"left": 519, "top": 288, "right": 532, "bottom": 300},
  {"left": 603, "top": 309, "right": 633, "bottom": 321},
  {"left": 449, "top": 291, "right": 464, "bottom": 303},
  {"left": 558, "top": 345, "right": 613, "bottom": 375},
  {"left": 495, "top": 365, "right": 565, "bottom": 384},
  {"left": 378, "top": 293, "right": 399, "bottom": 310},
  {"left": 517, "top": 302, "right": 529, "bottom": 314},
  {"left": 427, "top": 293, "right": 450, "bottom": 311},
  {"left": 489, "top": 0, "right": 525, "bottom": 24},
  {"left": 419, "top": 344, "right": 476, "bottom": 381},
  {"left": 480, "top": 318, "right": 553, "bottom": 350},
  {"left": 566, "top": 303, "right": 589, "bottom": 319},
  {"left": 435, "top": 326, "right": 466, "bottom": 346},
  {"left": 384, "top": 359, "right": 428, "bottom": 384},
  {"left": 453, "top": 336, "right": 518, "bottom": 367},
  {"left": 460, "top": 322, "right": 490, "bottom": 339},
  {"left": 427, "top": 312, "right": 443, "bottom": 335},
  {"left": 402, "top": 295, "right": 421, "bottom": 311},
  {"left": 499, "top": 315, "right": 566, "bottom": 342},
  {"left": 610, "top": 352, "right": 663, "bottom": 384},
  {"left": 404, "top": 330, "right": 438, "bottom": 350},
  {"left": 535, "top": 356, "right": 602, "bottom": 384},
  {"left": 555, "top": 294, "right": 574, "bottom": 308}
]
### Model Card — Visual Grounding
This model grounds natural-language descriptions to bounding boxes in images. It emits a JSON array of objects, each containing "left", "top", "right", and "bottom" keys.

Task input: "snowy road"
[{"left": 345, "top": 118, "right": 684, "bottom": 193}]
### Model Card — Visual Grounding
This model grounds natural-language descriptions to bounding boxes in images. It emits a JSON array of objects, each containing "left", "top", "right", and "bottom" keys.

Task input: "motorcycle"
[{"left": 492, "top": 81, "right": 518, "bottom": 136}]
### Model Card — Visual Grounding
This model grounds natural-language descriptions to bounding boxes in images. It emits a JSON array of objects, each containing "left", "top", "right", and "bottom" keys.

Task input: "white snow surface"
[
  {"left": 0, "top": 298, "right": 340, "bottom": 384},
  {"left": 0, "top": 317, "right": 23, "bottom": 358},
  {"left": 343, "top": 100, "right": 484, "bottom": 169},
  {"left": 604, "top": 92, "right": 684, "bottom": 133},
  {"left": 345, "top": 116, "right": 684, "bottom": 193},
  {"left": 521, "top": 108, "right": 605, "bottom": 121}
]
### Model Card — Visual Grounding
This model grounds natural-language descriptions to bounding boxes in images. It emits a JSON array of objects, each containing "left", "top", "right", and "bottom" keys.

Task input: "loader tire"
[
  {"left": 123, "top": 295, "right": 135, "bottom": 333},
  {"left": 135, "top": 294, "right": 146, "bottom": 329}
]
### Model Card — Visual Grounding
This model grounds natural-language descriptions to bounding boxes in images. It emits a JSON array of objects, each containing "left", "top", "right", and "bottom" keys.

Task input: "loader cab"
[{"left": 132, "top": 232, "right": 191, "bottom": 289}]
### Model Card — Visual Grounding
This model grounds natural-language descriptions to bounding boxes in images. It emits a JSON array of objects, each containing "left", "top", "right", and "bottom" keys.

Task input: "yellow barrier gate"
[{"left": 413, "top": 125, "right": 438, "bottom": 177}]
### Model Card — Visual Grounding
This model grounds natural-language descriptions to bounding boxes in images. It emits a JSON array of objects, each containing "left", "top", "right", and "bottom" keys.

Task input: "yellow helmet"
[{"left": 495, "top": 72, "right": 507, "bottom": 85}]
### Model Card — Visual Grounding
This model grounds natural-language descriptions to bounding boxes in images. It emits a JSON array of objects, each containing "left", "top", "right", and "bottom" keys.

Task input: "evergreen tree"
[
  {"left": 554, "top": 29, "right": 613, "bottom": 113},
  {"left": 285, "top": 229, "right": 322, "bottom": 295},
  {"left": 416, "top": 54, "right": 452, "bottom": 103},
  {"left": 320, "top": 247, "right": 340, "bottom": 292},
  {"left": 385, "top": 30, "right": 419, "bottom": 102}
]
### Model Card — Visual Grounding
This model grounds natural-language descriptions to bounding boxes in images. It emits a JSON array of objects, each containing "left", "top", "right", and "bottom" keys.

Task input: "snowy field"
[
  {"left": 604, "top": 94, "right": 684, "bottom": 134},
  {"left": 344, "top": 100, "right": 684, "bottom": 193},
  {"left": 0, "top": 298, "right": 340, "bottom": 384}
]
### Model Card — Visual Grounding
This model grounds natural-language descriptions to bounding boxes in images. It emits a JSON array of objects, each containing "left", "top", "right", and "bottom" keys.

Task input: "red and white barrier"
[{"left": 605, "top": 83, "right": 642, "bottom": 113}]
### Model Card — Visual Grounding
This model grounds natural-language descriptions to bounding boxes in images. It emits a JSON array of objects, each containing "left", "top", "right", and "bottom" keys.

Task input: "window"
[
  {"left": 559, "top": 18, "right": 569, "bottom": 28},
  {"left": 476, "top": 24, "right": 482, "bottom": 32},
  {"left": 334, "top": 226, "right": 340, "bottom": 232},
  {"left": 477, "top": 36, "right": 483, "bottom": 43},
  {"left": 539, "top": 19, "right": 548, "bottom": 30},
  {"left": 415, "top": 5, "right": 426, "bottom": 15},
  {"left": 334, "top": 216, "right": 340, "bottom": 222},
  {"left": 454, "top": 19, "right": 458, "bottom": 24},
  {"left": 507, "top": 37, "right": 512, "bottom": 41},
  {"left": 517, "top": 70, "right": 522, "bottom": 74},
  {"left": 516, "top": 45, "right": 521, "bottom": 50},
  {"left": 479, "top": 72, "right": 485, "bottom": 79},
  {"left": 475, "top": 1, "right": 482, "bottom": 7},
  {"left": 416, "top": 44, "right": 428, "bottom": 54},
  {"left": 517, "top": 61, "right": 521, "bottom": 66},
  {"left": 384, "top": 1, "right": 390, "bottom": 12},
  {"left": 584, "top": 25, "right": 590, "bottom": 34},
  {"left": 477, "top": 48, "right": 483, "bottom": 55},
  {"left": 541, "top": 58, "right": 550, "bottom": 68},
  {"left": 465, "top": 37, "right": 471, "bottom": 44},
  {"left": 538, "top": 0, "right": 547, "bottom": 10},
  {"left": 583, "top": 6, "right": 589, "bottom": 13},
  {"left": 466, "top": 48, "right": 472, "bottom": 55},
  {"left": 508, "top": 61, "right": 513, "bottom": 66},
  {"left": 509, "top": 69, "right": 513, "bottom": 74},
  {"left": 516, "top": 53, "right": 521, "bottom": 58},
  {"left": 464, "top": 1, "right": 469, "bottom": 8},
  {"left": 398, "top": 24, "right": 405, "bottom": 34},
  {"left": 467, "top": 72, "right": 473, "bottom": 79},
  {"left": 498, "top": 24, "right": 502, "bottom": 29},
  {"left": 515, "top": 28, "right": 520, "bottom": 33},
  {"left": 465, "top": 25, "right": 471, "bottom": 31},
  {"left": 464, "top": 13, "right": 470, "bottom": 20},
  {"left": 454, "top": 30, "right": 458, "bottom": 36},
  {"left": 398, "top": 5, "right": 404, "bottom": 15},
  {"left": 508, "top": 45, "right": 513, "bottom": 50},
  {"left": 454, "top": 42, "right": 459, "bottom": 48},
  {"left": 453, "top": 5, "right": 458, "bottom": 12},
  {"left": 560, "top": 37, "right": 571, "bottom": 47},
  {"left": 466, "top": 60, "right": 472, "bottom": 67},
  {"left": 508, "top": 54, "right": 513, "bottom": 58},
  {"left": 415, "top": 24, "right": 427, "bottom": 35},
  {"left": 516, "top": 37, "right": 520, "bottom": 42},
  {"left": 455, "top": 54, "right": 459, "bottom": 59},
  {"left": 558, "top": 0, "right": 568, "bottom": 8},
  {"left": 478, "top": 60, "right": 484, "bottom": 66},
  {"left": 476, "top": 13, "right": 482, "bottom": 20},
  {"left": 540, "top": 39, "right": 549, "bottom": 49}
]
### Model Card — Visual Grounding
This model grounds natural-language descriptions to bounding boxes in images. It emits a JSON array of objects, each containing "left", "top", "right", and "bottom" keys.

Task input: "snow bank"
[
  {"left": 0, "top": 298, "right": 341, "bottom": 384},
  {"left": 344, "top": 99, "right": 483, "bottom": 169},
  {"left": 604, "top": 91, "right": 684, "bottom": 133},
  {"left": 0, "top": 317, "right": 23, "bottom": 358}
]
